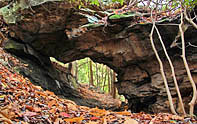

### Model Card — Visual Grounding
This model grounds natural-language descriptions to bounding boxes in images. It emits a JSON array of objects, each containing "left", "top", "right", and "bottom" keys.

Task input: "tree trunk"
[
  {"left": 96, "top": 63, "right": 99, "bottom": 87},
  {"left": 107, "top": 67, "right": 111, "bottom": 93},
  {"left": 74, "top": 61, "right": 78, "bottom": 82},
  {"left": 111, "top": 71, "right": 116, "bottom": 99},
  {"left": 102, "top": 66, "right": 107, "bottom": 91},
  {"left": 89, "top": 59, "right": 94, "bottom": 86},
  {"left": 68, "top": 62, "right": 72, "bottom": 74},
  {"left": 101, "top": 64, "right": 104, "bottom": 87}
]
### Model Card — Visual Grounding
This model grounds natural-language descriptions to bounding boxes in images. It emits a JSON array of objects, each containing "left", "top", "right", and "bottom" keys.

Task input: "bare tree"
[
  {"left": 154, "top": 26, "right": 186, "bottom": 115},
  {"left": 150, "top": 10, "right": 177, "bottom": 115},
  {"left": 179, "top": 10, "right": 197, "bottom": 116}
]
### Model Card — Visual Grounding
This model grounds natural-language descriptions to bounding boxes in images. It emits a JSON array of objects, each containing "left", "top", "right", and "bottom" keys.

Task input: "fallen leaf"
[
  {"left": 60, "top": 112, "right": 70, "bottom": 118},
  {"left": 102, "top": 117, "right": 107, "bottom": 124},
  {"left": 90, "top": 116, "right": 99, "bottom": 121},
  {"left": 48, "top": 100, "right": 57, "bottom": 108},
  {"left": 67, "top": 103, "right": 78, "bottom": 111},
  {"left": 35, "top": 91, "right": 47, "bottom": 97},
  {"left": 89, "top": 107, "right": 107, "bottom": 116},
  {"left": 34, "top": 107, "right": 41, "bottom": 112},
  {"left": 86, "top": 121, "right": 99, "bottom": 124},
  {"left": 45, "top": 90, "right": 55, "bottom": 96},
  {"left": 171, "top": 115, "right": 184, "bottom": 120},
  {"left": 0, "top": 95, "right": 5, "bottom": 101},
  {"left": 23, "top": 112, "right": 37, "bottom": 117},
  {"left": 49, "top": 108, "right": 57, "bottom": 113},
  {"left": 0, "top": 104, "right": 15, "bottom": 119},
  {"left": 0, "top": 117, "right": 12, "bottom": 124},
  {"left": 64, "top": 116, "right": 84, "bottom": 123},
  {"left": 23, "top": 64, "right": 28, "bottom": 67},
  {"left": 32, "top": 85, "right": 43, "bottom": 90},
  {"left": 139, "top": 22, "right": 145, "bottom": 24},
  {"left": 124, "top": 118, "right": 138, "bottom": 124},
  {"left": 25, "top": 105, "right": 35, "bottom": 111},
  {"left": 54, "top": 118, "right": 60, "bottom": 124},
  {"left": 114, "top": 111, "right": 131, "bottom": 116}
]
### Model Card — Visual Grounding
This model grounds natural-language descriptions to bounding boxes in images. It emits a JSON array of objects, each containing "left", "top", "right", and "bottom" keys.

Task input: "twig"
[
  {"left": 184, "top": 8, "right": 197, "bottom": 30},
  {"left": 149, "top": 116, "right": 157, "bottom": 124},
  {"left": 41, "top": 4, "right": 51, "bottom": 14},
  {"left": 188, "top": 42, "right": 197, "bottom": 48},
  {"left": 157, "top": 23, "right": 179, "bottom": 26},
  {"left": 170, "top": 23, "right": 189, "bottom": 48}
]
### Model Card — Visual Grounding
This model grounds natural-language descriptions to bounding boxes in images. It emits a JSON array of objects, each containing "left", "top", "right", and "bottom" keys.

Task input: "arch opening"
[{"left": 50, "top": 57, "right": 127, "bottom": 105}]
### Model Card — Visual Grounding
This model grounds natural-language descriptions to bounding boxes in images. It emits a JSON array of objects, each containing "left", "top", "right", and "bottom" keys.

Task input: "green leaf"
[
  {"left": 94, "top": 0, "right": 99, "bottom": 6},
  {"left": 109, "top": 12, "right": 136, "bottom": 19},
  {"left": 81, "top": 23, "right": 103, "bottom": 28},
  {"left": 119, "top": 0, "right": 124, "bottom": 5}
]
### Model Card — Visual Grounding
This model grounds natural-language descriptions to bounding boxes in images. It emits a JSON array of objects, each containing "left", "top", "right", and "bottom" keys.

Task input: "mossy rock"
[{"left": 4, "top": 39, "right": 24, "bottom": 51}]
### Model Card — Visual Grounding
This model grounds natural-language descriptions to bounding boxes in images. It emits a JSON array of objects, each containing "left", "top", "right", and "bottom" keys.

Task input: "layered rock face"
[{"left": 1, "top": 2, "right": 197, "bottom": 113}]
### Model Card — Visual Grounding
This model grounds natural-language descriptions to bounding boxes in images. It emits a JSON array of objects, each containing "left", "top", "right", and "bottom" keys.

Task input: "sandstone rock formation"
[{"left": 1, "top": 1, "right": 197, "bottom": 114}]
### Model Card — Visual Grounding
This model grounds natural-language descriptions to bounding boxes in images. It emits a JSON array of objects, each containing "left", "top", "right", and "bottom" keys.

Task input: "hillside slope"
[{"left": 0, "top": 48, "right": 196, "bottom": 124}]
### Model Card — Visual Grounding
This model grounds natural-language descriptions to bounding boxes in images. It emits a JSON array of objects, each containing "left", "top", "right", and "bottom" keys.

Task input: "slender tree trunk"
[
  {"left": 101, "top": 64, "right": 104, "bottom": 86},
  {"left": 96, "top": 63, "right": 99, "bottom": 87},
  {"left": 87, "top": 58, "right": 90, "bottom": 84},
  {"left": 102, "top": 66, "right": 107, "bottom": 91},
  {"left": 154, "top": 26, "right": 186, "bottom": 115},
  {"left": 68, "top": 62, "right": 73, "bottom": 74},
  {"left": 107, "top": 67, "right": 111, "bottom": 93},
  {"left": 180, "top": 12, "right": 197, "bottom": 116},
  {"left": 110, "top": 70, "right": 113, "bottom": 95},
  {"left": 111, "top": 71, "right": 116, "bottom": 99},
  {"left": 89, "top": 59, "right": 94, "bottom": 86},
  {"left": 74, "top": 61, "right": 78, "bottom": 82}
]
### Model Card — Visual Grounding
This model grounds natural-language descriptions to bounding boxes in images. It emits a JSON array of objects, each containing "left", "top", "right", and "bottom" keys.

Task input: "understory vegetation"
[{"left": 50, "top": 57, "right": 124, "bottom": 101}]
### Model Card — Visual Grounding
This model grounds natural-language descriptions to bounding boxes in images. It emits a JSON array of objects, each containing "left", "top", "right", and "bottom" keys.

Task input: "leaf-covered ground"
[{"left": 0, "top": 48, "right": 196, "bottom": 124}]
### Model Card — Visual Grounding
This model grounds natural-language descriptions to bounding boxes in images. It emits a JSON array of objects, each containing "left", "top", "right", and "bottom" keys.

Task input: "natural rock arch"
[{"left": 2, "top": 1, "right": 197, "bottom": 113}]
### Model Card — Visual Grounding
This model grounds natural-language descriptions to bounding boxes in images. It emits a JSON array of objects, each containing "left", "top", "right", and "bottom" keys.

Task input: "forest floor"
[{"left": 0, "top": 48, "right": 196, "bottom": 124}]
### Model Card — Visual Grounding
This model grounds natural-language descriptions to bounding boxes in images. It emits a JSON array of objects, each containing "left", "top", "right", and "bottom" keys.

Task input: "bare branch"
[
  {"left": 188, "top": 42, "right": 197, "bottom": 48},
  {"left": 184, "top": 8, "right": 197, "bottom": 30}
]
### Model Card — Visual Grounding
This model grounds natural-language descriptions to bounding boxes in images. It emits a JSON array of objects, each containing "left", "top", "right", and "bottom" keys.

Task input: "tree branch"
[{"left": 184, "top": 8, "right": 197, "bottom": 30}]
